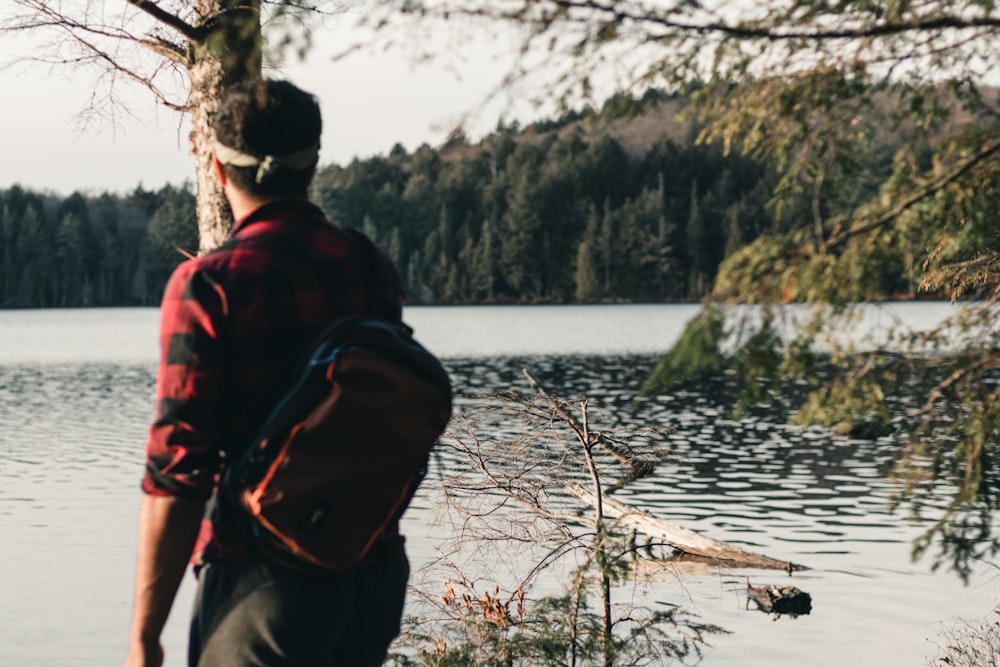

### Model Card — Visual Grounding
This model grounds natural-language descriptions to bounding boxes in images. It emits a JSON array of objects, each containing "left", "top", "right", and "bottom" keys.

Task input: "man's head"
[{"left": 211, "top": 79, "right": 322, "bottom": 197}]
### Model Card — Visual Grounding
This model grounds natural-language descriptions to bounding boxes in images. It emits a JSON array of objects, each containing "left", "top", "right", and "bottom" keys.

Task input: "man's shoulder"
[{"left": 230, "top": 202, "right": 353, "bottom": 258}]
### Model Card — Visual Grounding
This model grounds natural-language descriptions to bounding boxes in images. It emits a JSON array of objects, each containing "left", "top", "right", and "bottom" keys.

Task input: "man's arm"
[
  {"left": 123, "top": 494, "right": 206, "bottom": 667},
  {"left": 127, "top": 262, "right": 228, "bottom": 665}
]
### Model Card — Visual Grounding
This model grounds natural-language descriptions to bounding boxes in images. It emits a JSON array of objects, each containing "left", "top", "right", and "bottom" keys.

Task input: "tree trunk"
[
  {"left": 188, "top": 0, "right": 263, "bottom": 254},
  {"left": 188, "top": 62, "right": 232, "bottom": 254}
]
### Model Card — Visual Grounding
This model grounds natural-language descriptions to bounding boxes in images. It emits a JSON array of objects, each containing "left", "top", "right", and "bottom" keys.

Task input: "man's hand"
[
  {"left": 123, "top": 494, "right": 206, "bottom": 667},
  {"left": 123, "top": 639, "right": 164, "bottom": 667}
]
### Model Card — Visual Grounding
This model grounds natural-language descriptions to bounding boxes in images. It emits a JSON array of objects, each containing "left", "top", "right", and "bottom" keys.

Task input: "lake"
[{"left": 0, "top": 303, "right": 997, "bottom": 666}]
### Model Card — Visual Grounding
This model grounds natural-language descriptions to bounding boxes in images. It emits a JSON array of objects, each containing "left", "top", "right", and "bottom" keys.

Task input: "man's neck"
[{"left": 225, "top": 185, "right": 308, "bottom": 222}]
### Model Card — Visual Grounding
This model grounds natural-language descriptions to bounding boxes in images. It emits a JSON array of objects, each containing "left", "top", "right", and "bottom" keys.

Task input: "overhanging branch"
[
  {"left": 416, "top": 1, "right": 1000, "bottom": 43},
  {"left": 125, "top": 0, "right": 204, "bottom": 42},
  {"left": 638, "top": 13, "right": 1000, "bottom": 42},
  {"left": 826, "top": 139, "right": 1000, "bottom": 249}
]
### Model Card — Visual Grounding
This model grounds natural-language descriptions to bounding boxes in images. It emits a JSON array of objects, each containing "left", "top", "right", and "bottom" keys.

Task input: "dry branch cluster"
[{"left": 391, "top": 375, "right": 727, "bottom": 666}]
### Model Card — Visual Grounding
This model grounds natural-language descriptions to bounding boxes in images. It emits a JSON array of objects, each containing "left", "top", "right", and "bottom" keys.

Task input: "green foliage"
[
  {"left": 640, "top": 305, "right": 724, "bottom": 394},
  {"left": 641, "top": 305, "right": 824, "bottom": 417},
  {"left": 646, "top": 300, "right": 1000, "bottom": 575},
  {"left": 729, "top": 310, "right": 786, "bottom": 415}
]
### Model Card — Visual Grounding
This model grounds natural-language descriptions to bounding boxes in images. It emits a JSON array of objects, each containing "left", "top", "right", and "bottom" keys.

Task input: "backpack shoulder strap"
[{"left": 344, "top": 227, "right": 405, "bottom": 325}]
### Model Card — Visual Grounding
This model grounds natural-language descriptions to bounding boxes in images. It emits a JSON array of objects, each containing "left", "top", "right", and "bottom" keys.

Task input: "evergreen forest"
[{"left": 0, "top": 90, "right": 920, "bottom": 309}]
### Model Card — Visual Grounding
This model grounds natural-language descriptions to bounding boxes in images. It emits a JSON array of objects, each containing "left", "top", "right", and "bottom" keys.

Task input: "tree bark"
[
  {"left": 188, "top": 60, "right": 230, "bottom": 253},
  {"left": 188, "top": 0, "right": 263, "bottom": 253}
]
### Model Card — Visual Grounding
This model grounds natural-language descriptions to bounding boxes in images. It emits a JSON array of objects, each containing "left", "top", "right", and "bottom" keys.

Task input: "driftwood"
[{"left": 566, "top": 483, "right": 807, "bottom": 572}]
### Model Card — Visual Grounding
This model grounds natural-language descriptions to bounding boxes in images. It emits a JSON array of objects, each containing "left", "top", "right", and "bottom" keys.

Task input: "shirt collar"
[{"left": 231, "top": 198, "right": 327, "bottom": 235}]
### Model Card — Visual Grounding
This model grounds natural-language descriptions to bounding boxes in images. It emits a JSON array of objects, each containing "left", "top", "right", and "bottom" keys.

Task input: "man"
[{"left": 124, "top": 79, "right": 409, "bottom": 667}]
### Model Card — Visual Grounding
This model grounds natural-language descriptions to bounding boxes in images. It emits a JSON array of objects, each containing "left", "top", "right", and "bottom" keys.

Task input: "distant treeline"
[
  {"left": 0, "top": 91, "right": 907, "bottom": 309},
  {"left": 0, "top": 184, "right": 196, "bottom": 308}
]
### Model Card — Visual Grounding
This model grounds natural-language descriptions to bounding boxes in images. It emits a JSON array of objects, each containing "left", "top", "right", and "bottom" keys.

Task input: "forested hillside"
[{"left": 0, "top": 89, "right": 917, "bottom": 308}]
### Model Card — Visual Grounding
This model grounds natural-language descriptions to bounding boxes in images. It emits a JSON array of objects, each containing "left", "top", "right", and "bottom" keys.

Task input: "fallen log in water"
[{"left": 565, "top": 483, "right": 807, "bottom": 572}]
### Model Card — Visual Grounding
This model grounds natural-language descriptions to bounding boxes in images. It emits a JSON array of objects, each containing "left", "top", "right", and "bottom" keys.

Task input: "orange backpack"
[{"left": 226, "top": 316, "right": 452, "bottom": 570}]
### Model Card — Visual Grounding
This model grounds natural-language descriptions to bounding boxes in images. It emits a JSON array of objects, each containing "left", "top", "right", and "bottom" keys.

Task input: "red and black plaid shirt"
[{"left": 142, "top": 199, "right": 402, "bottom": 561}]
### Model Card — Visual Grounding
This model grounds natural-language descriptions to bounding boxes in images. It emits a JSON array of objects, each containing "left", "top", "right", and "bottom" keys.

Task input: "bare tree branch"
[
  {"left": 404, "top": 0, "right": 1000, "bottom": 43},
  {"left": 124, "top": 0, "right": 203, "bottom": 41},
  {"left": 8, "top": 15, "right": 189, "bottom": 66},
  {"left": 67, "top": 30, "right": 190, "bottom": 112}
]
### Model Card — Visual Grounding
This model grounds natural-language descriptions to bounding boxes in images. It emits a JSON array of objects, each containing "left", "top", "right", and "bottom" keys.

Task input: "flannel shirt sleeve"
[{"left": 142, "top": 262, "right": 229, "bottom": 499}]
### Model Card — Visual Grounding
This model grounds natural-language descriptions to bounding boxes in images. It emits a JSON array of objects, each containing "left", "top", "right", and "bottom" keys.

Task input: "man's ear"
[{"left": 211, "top": 153, "right": 228, "bottom": 186}]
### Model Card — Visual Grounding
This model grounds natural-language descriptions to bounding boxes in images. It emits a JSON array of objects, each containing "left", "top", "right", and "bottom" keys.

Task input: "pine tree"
[{"left": 574, "top": 238, "right": 600, "bottom": 302}]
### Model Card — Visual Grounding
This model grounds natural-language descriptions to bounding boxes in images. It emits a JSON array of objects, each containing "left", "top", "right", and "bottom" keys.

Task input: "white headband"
[{"left": 212, "top": 140, "right": 320, "bottom": 184}]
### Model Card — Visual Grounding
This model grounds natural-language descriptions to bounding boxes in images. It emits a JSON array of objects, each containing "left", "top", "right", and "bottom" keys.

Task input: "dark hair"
[{"left": 211, "top": 78, "right": 322, "bottom": 196}]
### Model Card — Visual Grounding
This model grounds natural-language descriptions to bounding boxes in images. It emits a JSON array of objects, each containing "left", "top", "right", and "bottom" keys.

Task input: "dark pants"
[{"left": 188, "top": 545, "right": 409, "bottom": 667}]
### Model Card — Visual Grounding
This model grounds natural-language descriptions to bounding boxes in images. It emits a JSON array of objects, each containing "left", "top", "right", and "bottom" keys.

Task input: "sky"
[{"left": 0, "top": 7, "right": 532, "bottom": 196}]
